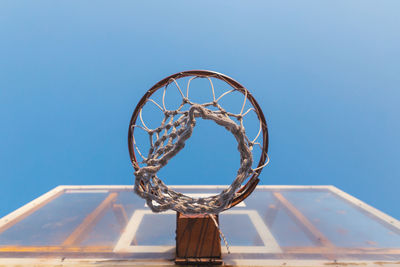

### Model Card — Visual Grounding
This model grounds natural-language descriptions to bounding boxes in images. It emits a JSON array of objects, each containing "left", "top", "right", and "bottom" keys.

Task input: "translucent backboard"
[{"left": 0, "top": 185, "right": 399, "bottom": 266}]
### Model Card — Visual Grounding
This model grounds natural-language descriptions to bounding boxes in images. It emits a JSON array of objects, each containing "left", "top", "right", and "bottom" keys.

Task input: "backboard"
[{"left": 0, "top": 185, "right": 399, "bottom": 266}]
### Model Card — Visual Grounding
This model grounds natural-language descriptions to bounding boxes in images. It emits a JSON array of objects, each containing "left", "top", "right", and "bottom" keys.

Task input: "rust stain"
[
  {"left": 324, "top": 262, "right": 367, "bottom": 266},
  {"left": 366, "top": 240, "right": 378, "bottom": 246},
  {"left": 0, "top": 245, "right": 111, "bottom": 252},
  {"left": 269, "top": 204, "right": 277, "bottom": 209},
  {"left": 374, "top": 262, "right": 400, "bottom": 266}
]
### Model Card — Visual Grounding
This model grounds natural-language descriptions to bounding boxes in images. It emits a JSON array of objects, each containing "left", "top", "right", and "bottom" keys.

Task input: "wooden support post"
[{"left": 175, "top": 213, "right": 222, "bottom": 265}]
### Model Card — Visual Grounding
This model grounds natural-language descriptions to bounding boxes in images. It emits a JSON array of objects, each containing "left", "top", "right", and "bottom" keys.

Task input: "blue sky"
[{"left": 1, "top": 1, "right": 399, "bottom": 219}]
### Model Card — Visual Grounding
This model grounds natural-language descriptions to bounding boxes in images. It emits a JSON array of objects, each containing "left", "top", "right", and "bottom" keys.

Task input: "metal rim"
[{"left": 128, "top": 70, "right": 268, "bottom": 210}]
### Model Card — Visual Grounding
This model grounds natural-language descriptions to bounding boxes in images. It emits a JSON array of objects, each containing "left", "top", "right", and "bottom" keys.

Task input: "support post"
[{"left": 175, "top": 213, "right": 222, "bottom": 265}]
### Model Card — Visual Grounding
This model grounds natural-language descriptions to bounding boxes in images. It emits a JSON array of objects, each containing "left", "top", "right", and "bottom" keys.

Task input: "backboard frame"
[{"left": 0, "top": 185, "right": 399, "bottom": 266}]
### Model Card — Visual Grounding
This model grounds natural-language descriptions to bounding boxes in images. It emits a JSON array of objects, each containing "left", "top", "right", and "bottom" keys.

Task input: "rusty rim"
[{"left": 128, "top": 70, "right": 268, "bottom": 210}]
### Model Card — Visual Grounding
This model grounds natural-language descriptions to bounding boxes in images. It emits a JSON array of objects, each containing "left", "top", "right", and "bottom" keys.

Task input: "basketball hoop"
[{"left": 128, "top": 70, "right": 269, "bottom": 214}]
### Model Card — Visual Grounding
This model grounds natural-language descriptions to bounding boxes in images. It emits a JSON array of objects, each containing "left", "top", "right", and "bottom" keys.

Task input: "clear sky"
[{"left": 1, "top": 1, "right": 399, "bottom": 219}]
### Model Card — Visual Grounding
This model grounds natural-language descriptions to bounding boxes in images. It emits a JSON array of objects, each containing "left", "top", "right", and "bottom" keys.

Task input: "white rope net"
[{"left": 131, "top": 75, "right": 268, "bottom": 214}]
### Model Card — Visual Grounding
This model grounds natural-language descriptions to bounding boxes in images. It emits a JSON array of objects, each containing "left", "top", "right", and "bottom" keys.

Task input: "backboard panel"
[{"left": 0, "top": 185, "right": 399, "bottom": 266}]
